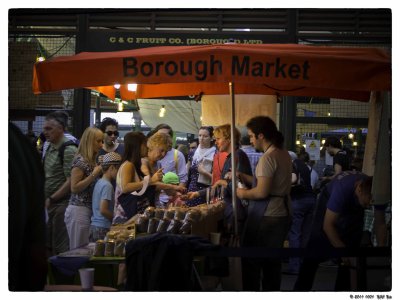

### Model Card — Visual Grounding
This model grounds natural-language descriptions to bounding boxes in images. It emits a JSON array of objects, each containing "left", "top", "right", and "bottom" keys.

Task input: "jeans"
[
  {"left": 287, "top": 195, "right": 316, "bottom": 272},
  {"left": 242, "top": 216, "right": 290, "bottom": 291}
]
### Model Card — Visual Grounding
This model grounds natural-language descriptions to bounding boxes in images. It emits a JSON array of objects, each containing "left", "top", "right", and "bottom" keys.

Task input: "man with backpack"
[
  {"left": 285, "top": 151, "right": 317, "bottom": 275},
  {"left": 43, "top": 111, "right": 78, "bottom": 256}
]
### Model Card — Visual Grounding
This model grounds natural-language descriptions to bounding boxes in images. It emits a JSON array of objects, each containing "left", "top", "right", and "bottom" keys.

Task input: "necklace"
[{"left": 264, "top": 143, "right": 273, "bottom": 153}]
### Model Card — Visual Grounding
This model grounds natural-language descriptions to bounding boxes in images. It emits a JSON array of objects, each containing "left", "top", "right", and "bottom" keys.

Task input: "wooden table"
[{"left": 44, "top": 284, "right": 118, "bottom": 291}]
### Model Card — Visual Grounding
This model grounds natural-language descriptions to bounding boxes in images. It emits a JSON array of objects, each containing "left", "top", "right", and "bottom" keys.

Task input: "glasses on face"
[{"left": 106, "top": 131, "right": 119, "bottom": 137}]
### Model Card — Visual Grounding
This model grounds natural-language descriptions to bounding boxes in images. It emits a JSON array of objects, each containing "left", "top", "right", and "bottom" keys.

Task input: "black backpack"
[
  {"left": 45, "top": 140, "right": 78, "bottom": 166},
  {"left": 291, "top": 159, "right": 312, "bottom": 196}
]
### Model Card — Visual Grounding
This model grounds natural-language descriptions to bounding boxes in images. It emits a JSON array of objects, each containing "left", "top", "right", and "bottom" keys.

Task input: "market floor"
[{"left": 198, "top": 257, "right": 391, "bottom": 292}]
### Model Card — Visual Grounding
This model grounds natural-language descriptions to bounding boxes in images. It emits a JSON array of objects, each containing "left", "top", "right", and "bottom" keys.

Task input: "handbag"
[{"left": 118, "top": 185, "right": 156, "bottom": 220}]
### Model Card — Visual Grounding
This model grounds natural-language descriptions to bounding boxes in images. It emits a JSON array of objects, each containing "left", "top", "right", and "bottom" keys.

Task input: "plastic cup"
[
  {"left": 79, "top": 268, "right": 94, "bottom": 291},
  {"left": 209, "top": 232, "right": 221, "bottom": 245}
]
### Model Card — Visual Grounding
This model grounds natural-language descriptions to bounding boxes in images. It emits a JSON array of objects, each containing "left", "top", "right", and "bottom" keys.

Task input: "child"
[
  {"left": 162, "top": 172, "right": 185, "bottom": 207},
  {"left": 89, "top": 152, "right": 122, "bottom": 242}
]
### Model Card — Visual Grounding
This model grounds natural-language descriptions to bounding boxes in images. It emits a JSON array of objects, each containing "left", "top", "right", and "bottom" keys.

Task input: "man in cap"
[{"left": 89, "top": 152, "right": 122, "bottom": 242}]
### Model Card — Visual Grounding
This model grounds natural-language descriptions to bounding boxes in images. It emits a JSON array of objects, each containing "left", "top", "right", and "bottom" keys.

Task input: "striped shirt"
[{"left": 44, "top": 136, "right": 77, "bottom": 203}]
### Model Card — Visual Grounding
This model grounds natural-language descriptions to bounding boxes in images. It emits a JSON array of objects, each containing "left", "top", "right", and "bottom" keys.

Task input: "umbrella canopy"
[
  {"left": 33, "top": 43, "right": 391, "bottom": 101},
  {"left": 32, "top": 43, "right": 391, "bottom": 236}
]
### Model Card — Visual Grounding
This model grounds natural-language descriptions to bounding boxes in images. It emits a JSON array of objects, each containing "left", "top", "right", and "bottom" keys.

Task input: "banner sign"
[
  {"left": 305, "top": 139, "right": 321, "bottom": 161},
  {"left": 86, "top": 31, "right": 286, "bottom": 51}
]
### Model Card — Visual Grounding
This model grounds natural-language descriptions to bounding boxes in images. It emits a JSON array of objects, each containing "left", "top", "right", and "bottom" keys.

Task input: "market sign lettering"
[{"left": 123, "top": 55, "right": 310, "bottom": 81}]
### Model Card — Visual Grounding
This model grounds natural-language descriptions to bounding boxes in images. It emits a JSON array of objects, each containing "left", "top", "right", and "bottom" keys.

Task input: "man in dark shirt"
[
  {"left": 322, "top": 136, "right": 351, "bottom": 181},
  {"left": 294, "top": 171, "right": 372, "bottom": 291}
]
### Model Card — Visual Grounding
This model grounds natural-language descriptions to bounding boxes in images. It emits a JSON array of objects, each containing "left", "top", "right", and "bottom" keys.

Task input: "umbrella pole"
[{"left": 229, "top": 82, "right": 238, "bottom": 236}]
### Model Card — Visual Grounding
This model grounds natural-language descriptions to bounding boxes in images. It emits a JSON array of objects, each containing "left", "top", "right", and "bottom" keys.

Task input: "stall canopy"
[
  {"left": 32, "top": 43, "right": 391, "bottom": 235},
  {"left": 33, "top": 43, "right": 391, "bottom": 102}
]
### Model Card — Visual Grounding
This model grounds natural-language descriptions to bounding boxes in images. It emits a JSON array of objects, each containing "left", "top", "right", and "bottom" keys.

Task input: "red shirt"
[{"left": 212, "top": 151, "right": 229, "bottom": 185}]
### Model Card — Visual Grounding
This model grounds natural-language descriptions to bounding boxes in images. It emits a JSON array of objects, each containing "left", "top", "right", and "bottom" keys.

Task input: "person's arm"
[
  {"left": 46, "top": 177, "right": 71, "bottom": 208},
  {"left": 176, "top": 151, "right": 188, "bottom": 183},
  {"left": 154, "top": 182, "right": 186, "bottom": 192},
  {"left": 323, "top": 208, "right": 345, "bottom": 248},
  {"left": 120, "top": 162, "right": 163, "bottom": 193},
  {"left": 70, "top": 165, "right": 102, "bottom": 194},
  {"left": 236, "top": 176, "right": 272, "bottom": 200},
  {"left": 237, "top": 171, "right": 253, "bottom": 186},
  {"left": 100, "top": 199, "right": 113, "bottom": 221},
  {"left": 333, "top": 163, "right": 343, "bottom": 176}
]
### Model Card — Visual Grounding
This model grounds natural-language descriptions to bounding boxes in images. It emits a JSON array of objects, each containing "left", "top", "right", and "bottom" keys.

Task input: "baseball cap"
[
  {"left": 162, "top": 172, "right": 179, "bottom": 184},
  {"left": 101, "top": 152, "right": 122, "bottom": 166}
]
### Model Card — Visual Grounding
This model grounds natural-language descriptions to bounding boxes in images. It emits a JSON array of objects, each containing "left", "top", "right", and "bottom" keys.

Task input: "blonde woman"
[{"left": 64, "top": 127, "right": 104, "bottom": 249}]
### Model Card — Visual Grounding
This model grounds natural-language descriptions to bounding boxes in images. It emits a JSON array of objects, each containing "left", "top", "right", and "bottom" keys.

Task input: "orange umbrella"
[
  {"left": 33, "top": 43, "right": 391, "bottom": 101},
  {"left": 32, "top": 43, "right": 391, "bottom": 234}
]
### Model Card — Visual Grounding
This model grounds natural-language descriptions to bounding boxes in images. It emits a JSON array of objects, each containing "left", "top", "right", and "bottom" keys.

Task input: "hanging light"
[
  {"left": 159, "top": 105, "right": 166, "bottom": 117},
  {"left": 128, "top": 83, "right": 137, "bottom": 92},
  {"left": 353, "top": 141, "right": 358, "bottom": 146},
  {"left": 114, "top": 83, "right": 121, "bottom": 89},
  {"left": 36, "top": 56, "right": 45, "bottom": 62},
  {"left": 118, "top": 101, "right": 124, "bottom": 111},
  {"left": 296, "top": 140, "right": 301, "bottom": 145},
  {"left": 321, "top": 139, "right": 326, "bottom": 145},
  {"left": 348, "top": 132, "right": 354, "bottom": 139}
]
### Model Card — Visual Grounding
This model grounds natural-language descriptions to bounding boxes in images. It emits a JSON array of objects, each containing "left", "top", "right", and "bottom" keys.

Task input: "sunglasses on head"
[{"left": 106, "top": 131, "right": 119, "bottom": 137}]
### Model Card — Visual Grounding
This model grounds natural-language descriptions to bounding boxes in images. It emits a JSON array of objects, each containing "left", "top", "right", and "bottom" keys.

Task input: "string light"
[{"left": 159, "top": 105, "right": 166, "bottom": 117}]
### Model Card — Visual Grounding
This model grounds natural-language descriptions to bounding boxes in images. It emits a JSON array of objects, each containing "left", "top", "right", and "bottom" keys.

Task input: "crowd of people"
[{"left": 10, "top": 111, "right": 389, "bottom": 291}]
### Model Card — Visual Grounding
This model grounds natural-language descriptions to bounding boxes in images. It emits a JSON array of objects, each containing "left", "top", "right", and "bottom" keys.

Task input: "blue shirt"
[
  {"left": 326, "top": 171, "right": 367, "bottom": 213},
  {"left": 91, "top": 178, "right": 114, "bottom": 229}
]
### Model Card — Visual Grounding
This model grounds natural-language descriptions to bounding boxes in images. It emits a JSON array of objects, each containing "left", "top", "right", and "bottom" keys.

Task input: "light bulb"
[
  {"left": 296, "top": 140, "right": 301, "bottom": 145},
  {"left": 159, "top": 105, "right": 166, "bottom": 117},
  {"left": 348, "top": 133, "right": 354, "bottom": 139},
  {"left": 128, "top": 83, "right": 137, "bottom": 91},
  {"left": 118, "top": 102, "right": 123, "bottom": 111},
  {"left": 353, "top": 141, "right": 358, "bottom": 146},
  {"left": 114, "top": 84, "right": 121, "bottom": 89}
]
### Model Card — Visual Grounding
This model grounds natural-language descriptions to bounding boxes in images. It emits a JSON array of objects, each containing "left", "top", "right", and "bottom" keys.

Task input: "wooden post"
[{"left": 362, "top": 92, "right": 383, "bottom": 176}]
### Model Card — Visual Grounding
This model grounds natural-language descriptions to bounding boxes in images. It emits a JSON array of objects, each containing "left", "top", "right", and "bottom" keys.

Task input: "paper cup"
[
  {"left": 79, "top": 268, "right": 94, "bottom": 291},
  {"left": 209, "top": 232, "right": 221, "bottom": 245}
]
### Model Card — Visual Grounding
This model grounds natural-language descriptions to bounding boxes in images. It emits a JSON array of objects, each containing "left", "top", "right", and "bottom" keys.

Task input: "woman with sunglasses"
[{"left": 97, "top": 117, "right": 124, "bottom": 162}]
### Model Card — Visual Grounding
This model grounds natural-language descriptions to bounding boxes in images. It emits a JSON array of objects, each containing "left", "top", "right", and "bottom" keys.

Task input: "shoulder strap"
[
  {"left": 174, "top": 149, "right": 179, "bottom": 172},
  {"left": 58, "top": 140, "right": 78, "bottom": 166}
]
